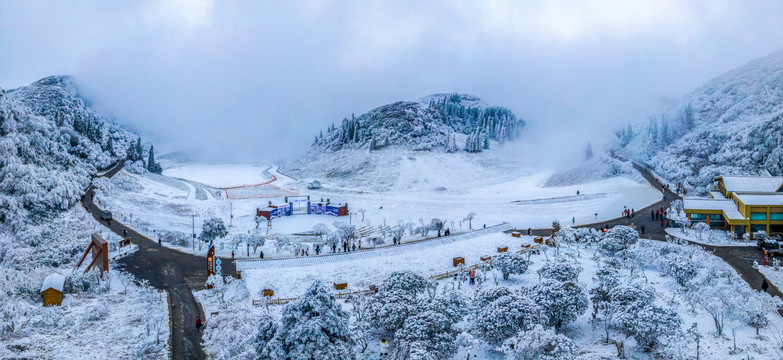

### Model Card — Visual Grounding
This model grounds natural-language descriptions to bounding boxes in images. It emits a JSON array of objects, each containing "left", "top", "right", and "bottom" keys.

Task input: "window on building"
[
  {"left": 751, "top": 224, "right": 767, "bottom": 233},
  {"left": 690, "top": 213, "right": 706, "bottom": 221},
  {"left": 770, "top": 213, "right": 783, "bottom": 221},
  {"left": 750, "top": 213, "right": 767, "bottom": 220},
  {"left": 734, "top": 225, "right": 746, "bottom": 237},
  {"left": 708, "top": 214, "right": 726, "bottom": 228},
  {"left": 770, "top": 225, "right": 783, "bottom": 234}
]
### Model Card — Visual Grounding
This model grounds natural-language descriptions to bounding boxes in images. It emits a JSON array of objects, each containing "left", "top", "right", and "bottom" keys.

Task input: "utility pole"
[
  {"left": 230, "top": 202, "right": 233, "bottom": 227},
  {"left": 192, "top": 214, "right": 195, "bottom": 252}
]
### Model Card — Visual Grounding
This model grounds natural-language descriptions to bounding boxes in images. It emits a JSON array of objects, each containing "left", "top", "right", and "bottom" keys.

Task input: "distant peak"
[
  {"left": 30, "top": 75, "right": 76, "bottom": 88},
  {"left": 417, "top": 93, "right": 483, "bottom": 105}
]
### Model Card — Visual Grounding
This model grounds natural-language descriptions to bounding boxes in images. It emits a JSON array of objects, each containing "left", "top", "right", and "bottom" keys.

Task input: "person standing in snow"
[
  {"left": 762, "top": 279, "right": 770, "bottom": 292},
  {"left": 231, "top": 250, "right": 234, "bottom": 259},
  {"left": 640, "top": 225, "right": 645, "bottom": 234},
  {"left": 260, "top": 250, "right": 264, "bottom": 259},
  {"left": 195, "top": 317, "right": 203, "bottom": 332},
  {"left": 631, "top": 209, "right": 635, "bottom": 218},
  {"left": 469, "top": 268, "right": 475, "bottom": 285},
  {"left": 651, "top": 209, "right": 655, "bottom": 220},
  {"left": 572, "top": 217, "right": 575, "bottom": 224},
  {"left": 527, "top": 228, "right": 532, "bottom": 236}
]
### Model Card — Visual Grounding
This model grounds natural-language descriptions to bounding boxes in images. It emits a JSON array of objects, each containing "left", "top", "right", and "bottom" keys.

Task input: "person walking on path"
[
  {"left": 123, "top": 228, "right": 127, "bottom": 237},
  {"left": 231, "top": 250, "right": 234, "bottom": 259},
  {"left": 527, "top": 228, "right": 532, "bottom": 236},
  {"left": 469, "top": 268, "right": 475, "bottom": 285},
  {"left": 640, "top": 225, "right": 645, "bottom": 234},
  {"left": 660, "top": 219, "right": 664, "bottom": 227},
  {"left": 572, "top": 217, "right": 575, "bottom": 225},
  {"left": 762, "top": 279, "right": 770, "bottom": 292},
  {"left": 260, "top": 250, "right": 264, "bottom": 259},
  {"left": 651, "top": 210, "right": 655, "bottom": 220},
  {"left": 195, "top": 317, "right": 203, "bottom": 332},
  {"left": 631, "top": 209, "right": 635, "bottom": 218}
]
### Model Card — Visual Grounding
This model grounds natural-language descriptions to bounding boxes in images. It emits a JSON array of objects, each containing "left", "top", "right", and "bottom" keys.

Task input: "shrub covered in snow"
[
  {"left": 537, "top": 261, "right": 581, "bottom": 282},
  {"left": 276, "top": 281, "right": 355, "bottom": 359},
  {"left": 499, "top": 324, "right": 580, "bottom": 360},
  {"left": 493, "top": 252, "right": 530, "bottom": 280},
  {"left": 533, "top": 279, "right": 589, "bottom": 329},
  {"left": 474, "top": 292, "right": 545, "bottom": 344}
]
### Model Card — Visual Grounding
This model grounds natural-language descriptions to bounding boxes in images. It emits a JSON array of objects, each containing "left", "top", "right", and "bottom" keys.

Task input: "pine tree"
[
  {"left": 135, "top": 137, "right": 144, "bottom": 163},
  {"left": 277, "top": 281, "right": 355, "bottom": 359},
  {"left": 255, "top": 313, "right": 282, "bottom": 359},
  {"left": 106, "top": 137, "right": 114, "bottom": 156},
  {"left": 126, "top": 140, "right": 137, "bottom": 161},
  {"left": 147, "top": 145, "right": 161, "bottom": 174}
]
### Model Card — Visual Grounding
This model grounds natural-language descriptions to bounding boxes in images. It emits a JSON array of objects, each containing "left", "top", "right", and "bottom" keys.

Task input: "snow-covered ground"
[
  {"left": 163, "top": 163, "right": 273, "bottom": 188},
  {"left": 665, "top": 227, "right": 755, "bottom": 247},
  {"left": 96, "top": 155, "right": 660, "bottom": 259}
]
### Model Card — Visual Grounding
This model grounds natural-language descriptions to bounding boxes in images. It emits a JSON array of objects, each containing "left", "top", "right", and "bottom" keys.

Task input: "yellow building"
[{"left": 684, "top": 175, "right": 783, "bottom": 237}]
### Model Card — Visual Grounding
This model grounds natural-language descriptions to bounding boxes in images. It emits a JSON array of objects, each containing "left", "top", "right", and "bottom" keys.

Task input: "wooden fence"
[{"left": 427, "top": 244, "right": 541, "bottom": 281}]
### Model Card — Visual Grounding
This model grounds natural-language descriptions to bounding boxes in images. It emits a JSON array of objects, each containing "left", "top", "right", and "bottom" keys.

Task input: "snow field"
[{"left": 163, "top": 163, "right": 272, "bottom": 188}]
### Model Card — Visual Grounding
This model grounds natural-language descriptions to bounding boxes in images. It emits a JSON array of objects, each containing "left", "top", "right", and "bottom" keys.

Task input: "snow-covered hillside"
[
  {"left": 0, "top": 76, "right": 140, "bottom": 224},
  {"left": 0, "top": 76, "right": 169, "bottom": 358},
  {"left": 310, "top": 93, "right": 523, "bottom": 153},
  {"left": 620, "top": 49, "right": 783, "bottom": 192}
]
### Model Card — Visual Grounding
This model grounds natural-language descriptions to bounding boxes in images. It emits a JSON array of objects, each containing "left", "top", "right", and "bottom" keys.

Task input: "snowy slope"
[
  {"left": 620, "top": 49, "right": 783, "bottom": 192},
  {"left": 0, "top": 76, "right": 139, "bottom": 223}
]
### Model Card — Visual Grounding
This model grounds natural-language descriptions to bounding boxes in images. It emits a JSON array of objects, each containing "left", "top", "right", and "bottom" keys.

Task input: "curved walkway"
[
  {"left": 82, "top": 162, "right": 233, "bottom": 360},
  {"left": 237, "top": 223, "right": 513, "bottom": 271},
  {"left": 526, "top": 160, "right": 783, "bottom": 306}
]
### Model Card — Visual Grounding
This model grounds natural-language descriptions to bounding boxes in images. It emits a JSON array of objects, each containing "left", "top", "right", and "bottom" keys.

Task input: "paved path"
[
  {"left": 237, "top": 224, "right": 513, "bottom": 271},
  {"left": 82, "top": 161, "right": 234, "bottom": 360},
  {"left": 522, "top": 160, "right": 783, "bottom": 306}
]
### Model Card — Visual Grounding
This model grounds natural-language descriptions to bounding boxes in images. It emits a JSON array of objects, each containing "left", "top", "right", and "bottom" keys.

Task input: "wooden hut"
[{"left": 41, "top": 273, "right": 65, "bottom": 307}]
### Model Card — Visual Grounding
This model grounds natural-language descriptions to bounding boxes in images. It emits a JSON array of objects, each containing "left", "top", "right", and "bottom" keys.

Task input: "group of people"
[
  {"left": 652, "top": 206, "right": 671, "bottom": 228},
  {"left": 621, "top": 207, "right": 635, "bottom": 218}
]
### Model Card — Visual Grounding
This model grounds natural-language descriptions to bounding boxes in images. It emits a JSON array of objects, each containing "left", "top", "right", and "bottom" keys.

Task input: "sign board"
[{"left": 207, "top": 245, "right": 215, "bottom": 277}]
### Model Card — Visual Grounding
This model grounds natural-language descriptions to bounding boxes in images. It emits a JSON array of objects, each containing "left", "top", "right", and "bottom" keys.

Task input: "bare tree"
[{"left": 463, "top": 212, "right": 476, "bottom": 230}]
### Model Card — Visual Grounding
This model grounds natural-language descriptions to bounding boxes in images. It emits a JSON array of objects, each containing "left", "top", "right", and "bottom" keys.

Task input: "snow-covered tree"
[
  {"left": 474, "top": 293, "right": 545, "bottom": 344},
  {"left": 199, "top": 217, "right": 228, "bottom": 245},
  {"left": 743, "top": 290, "right": 782, "bottom": 335},
  {"left": 463, "top": 212, "right": 476, "bottom": 230},
  {"left": 276, "top": 281, "right": 355, "bottom": 359},
  {"left": 333, "top": 221, "right": 356, "bottom": 244},
  {"left": 599, "top": 225, "right": 639, "bottom": 255},
  {"left": 494, "top": 252, "right": 529, "bottom": 280},
  {"left": 500, "top": 324, "right": 580, "bottom": 360},
  {"left": 533, "top": 280, "right": 588, "bottom": 329},
  {"left": 626, "top": 305, "right": 681, "bottom": 352},
  {"left": 146, "top": 145, "right": 162, "bottom": 174},
  {"left": 254, "top": 313, "right": 283, "bottom": 359},
  {"left": 391, "top": 308, "right": 457, "bottom": 360},
  {"left": 384, "top": 271, "right": 428, "bottom": 294},
  {"left": 583, "top": 142, "right": 594, "bottom": 160},
  {"left": 537, "top": 261, "right": 581, "bottom": 282}
]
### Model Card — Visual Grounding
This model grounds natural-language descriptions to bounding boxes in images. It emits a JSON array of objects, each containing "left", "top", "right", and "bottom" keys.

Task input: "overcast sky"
[{"left": 1, "top": 0, "right": 782, "bottom": 163}]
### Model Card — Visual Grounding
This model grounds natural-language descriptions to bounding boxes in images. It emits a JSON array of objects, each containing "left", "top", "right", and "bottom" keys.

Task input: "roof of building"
[
  {"left": 683, "top": 198, "right": 746, "bottom": 220},
  {"left": 734, "top": 192, "right": 783, "bottom": 206},
  {"left": 41, "top": 273, "right": 65, "bottom": 292},
  {"left": 716, "top": 176, "right": 783, "bottom": 194},
  {"left": 709, "top": 190, "right": 724, "bottom": 199}
]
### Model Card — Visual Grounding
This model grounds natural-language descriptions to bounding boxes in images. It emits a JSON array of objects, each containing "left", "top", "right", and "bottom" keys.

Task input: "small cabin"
[{"left": 41, "top": 273, "right": 65, "bottom": 307}]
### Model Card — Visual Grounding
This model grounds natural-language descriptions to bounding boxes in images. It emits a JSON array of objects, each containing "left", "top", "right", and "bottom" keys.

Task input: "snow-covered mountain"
[
  {"left": 0, "top": 76, "right": 139, "bottom": 224},
  {"left": 619, "top": 50, "right": 783, "bottom": 193},
  {"left": 312, "top": 93, "right": 524, "bottom": 152},
  {"left": 284, "top": 93, "right": 526, "bottom": 191}
]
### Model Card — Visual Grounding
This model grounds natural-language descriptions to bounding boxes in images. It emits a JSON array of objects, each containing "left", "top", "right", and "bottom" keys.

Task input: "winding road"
[{"left": 82, "top": 161, "right": 234, "bottom": 360}]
